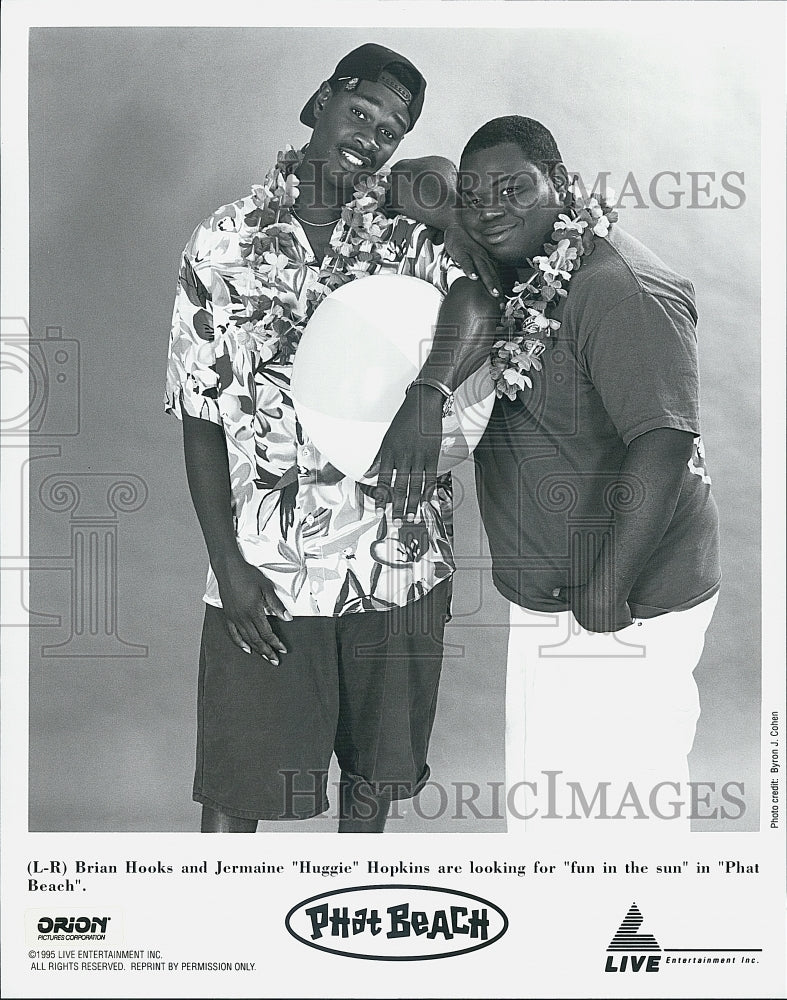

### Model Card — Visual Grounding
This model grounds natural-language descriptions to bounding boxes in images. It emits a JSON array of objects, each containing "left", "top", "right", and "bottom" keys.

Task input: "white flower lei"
[
  {"left": 233, "top": 145, "right": 395, "bottom": 365},
  {"left": 490, "top": 188, "right": 618, "bottom": 399}
]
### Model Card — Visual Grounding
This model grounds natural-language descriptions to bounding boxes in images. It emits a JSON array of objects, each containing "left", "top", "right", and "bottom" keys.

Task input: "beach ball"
[{"left": 291, "top": 274, "right": 495, "bottom": 481}]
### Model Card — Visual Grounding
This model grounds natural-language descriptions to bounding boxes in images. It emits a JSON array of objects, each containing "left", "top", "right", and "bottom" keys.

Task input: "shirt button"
[{"left": 551, "top": 587, "right": 561, "bottom": 597}]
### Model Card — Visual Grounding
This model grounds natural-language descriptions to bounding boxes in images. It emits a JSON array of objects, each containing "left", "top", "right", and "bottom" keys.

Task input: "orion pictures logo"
[{"left": 36, "top": 915, "right": 111, "bottom": 941}]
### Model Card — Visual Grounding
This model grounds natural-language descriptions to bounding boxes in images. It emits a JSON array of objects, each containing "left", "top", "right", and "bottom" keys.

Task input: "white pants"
[{"left": 505, "top": 594, "right": 718, "bottom": 832}]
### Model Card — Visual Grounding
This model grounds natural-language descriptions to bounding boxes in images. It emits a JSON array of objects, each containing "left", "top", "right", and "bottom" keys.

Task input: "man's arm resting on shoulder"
[
  {"left": 375, "top": 276, "right": 501, "bottom": 521},
  {"left": 388, "top": 156, "right": 458, "bottom": 232},
  {"left": 388, "top": 156, "right": 500, "bottom": 296},
  {"left": 181, "top": 411, "right": 290, "bottom": 662},
  {"left": 570, "top": 427, "right": 695, "bottom": 632}
]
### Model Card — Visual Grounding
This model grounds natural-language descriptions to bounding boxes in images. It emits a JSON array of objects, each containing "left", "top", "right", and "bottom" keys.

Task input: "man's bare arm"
[
  {"left": 181, "top": 412, "right": 290, "bottom": 662},
  {"left": 388, "top": 155, "right": 458, "bottom": 231},
  {"left": 374, "top": 276, "right": 501, "bottom": 522},
  {"left": 570, "top": 428, "right": 695, "bottom": 632},
  {"left": 388, "top": 156, "right": 500, "bottom": 296}
]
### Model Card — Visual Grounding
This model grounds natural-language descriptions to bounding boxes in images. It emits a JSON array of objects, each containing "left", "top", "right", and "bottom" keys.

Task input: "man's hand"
[
  {"left": 215, "top": 554, "right": 292, "bottom": 664},
  {"left": 568, "top": 429, "right": 696, "bottom": 633},
  {"left": 386, "top": 157, "right": 501, "bottom": 296},
  {"left": 444, "top": 224, "right": 502, "bottom": 298},
  {"left": 372, "top": 277, "right": 500, "bottom": 522},
  {"left": 373, "top": 385, "right": 444, "bottom": 523}
]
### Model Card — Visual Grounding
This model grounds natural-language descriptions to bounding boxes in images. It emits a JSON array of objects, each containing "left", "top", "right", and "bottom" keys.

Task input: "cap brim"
[{"left": 300, "top": 89, "right": 320, "bottom": 129}]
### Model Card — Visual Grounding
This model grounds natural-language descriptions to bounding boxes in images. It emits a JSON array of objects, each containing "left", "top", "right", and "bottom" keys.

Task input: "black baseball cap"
[{"left": 300, "top": 43, "right": 426, "bottom": 133}]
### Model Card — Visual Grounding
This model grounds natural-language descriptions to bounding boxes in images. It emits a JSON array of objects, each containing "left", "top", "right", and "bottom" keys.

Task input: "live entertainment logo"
[
  {"left": 604, "top": 902, "right": 662, "bottom": 973},
  {"left": 602, "top": 901, "right": 762, "bottom": 973}
]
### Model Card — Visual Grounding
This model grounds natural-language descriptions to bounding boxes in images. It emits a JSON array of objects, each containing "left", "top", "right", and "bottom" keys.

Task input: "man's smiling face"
[
  {"left": 306, "top": 78, "right": 409, "bottom": 193},
  {"left": 459, "top": 142, "right": 564, "bottom": 267}
]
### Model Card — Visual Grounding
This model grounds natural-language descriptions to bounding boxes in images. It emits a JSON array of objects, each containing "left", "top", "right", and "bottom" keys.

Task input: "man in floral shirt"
[{"left": 166, "top": 44, "right": 461, "bottom": 833}]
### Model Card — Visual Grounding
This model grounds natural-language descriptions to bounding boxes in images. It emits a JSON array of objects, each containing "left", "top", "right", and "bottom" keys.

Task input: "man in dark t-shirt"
[
  {"left": 473, "top": 221, "right": 721, "bottom": 619},
  {"left": 376, "top": 115, "right": 721, "bottom": 830}
]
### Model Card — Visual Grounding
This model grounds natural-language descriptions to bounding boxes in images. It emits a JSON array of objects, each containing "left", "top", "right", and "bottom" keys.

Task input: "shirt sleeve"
[
  {"left": 580, "top": 290, "right": 701, "bottom": 446},
  {"left": 392, "top": 218, "right": 465, "bottom": 293},
  {"left": 164, "top": 239, "right": 222, "bottom": 425}
]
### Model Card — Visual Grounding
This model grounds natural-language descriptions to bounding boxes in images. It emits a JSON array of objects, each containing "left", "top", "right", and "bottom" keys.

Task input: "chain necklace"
[
  {"left": 236, "top": 145, "right": 394, "bottom": 365},
  {"left": 291, "top": 208, "right": 342, "bottom": 228}
]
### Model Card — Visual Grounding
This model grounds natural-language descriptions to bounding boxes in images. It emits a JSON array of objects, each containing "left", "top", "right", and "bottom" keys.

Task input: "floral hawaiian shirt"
[{"left": 165, "top": 166, "right": 456, "bottom": 616}]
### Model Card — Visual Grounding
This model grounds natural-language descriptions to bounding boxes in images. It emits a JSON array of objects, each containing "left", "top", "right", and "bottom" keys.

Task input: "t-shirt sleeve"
[
  {"left": 580, "top": 289, "right": 701, "bottom": 446},
  {"left": 164, "top": 238, "right": 222, "bottom": 425}
]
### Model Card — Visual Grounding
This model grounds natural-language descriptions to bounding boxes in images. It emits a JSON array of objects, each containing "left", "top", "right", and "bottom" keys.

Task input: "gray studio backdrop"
[{"left": 27, "top": 27, "right": 760, "bottom": 832}]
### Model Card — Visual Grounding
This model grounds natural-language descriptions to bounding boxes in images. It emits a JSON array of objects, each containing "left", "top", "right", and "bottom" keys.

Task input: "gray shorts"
[{"left": 193, "top": 580, "right": 450, "bottom": 820}]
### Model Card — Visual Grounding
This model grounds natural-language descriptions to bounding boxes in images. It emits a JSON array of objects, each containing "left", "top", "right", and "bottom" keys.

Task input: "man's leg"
[
  {"left": 337, "top": 771, "right": 392, "bottom": 834},
  {"left": 194, "top": 605, "right": 338, "bottom": 828},
  {"left": 200, "top": 806, "right": 258, "bottom": 833},
  {"left": 506, "top": 595, "right": 718, "bottom": 832},
  {"left": 504, "top": 605, "right": 565, "bottom": 819},
  {"left": 334, "top": 580, "right": 450, "bottom": 833}
]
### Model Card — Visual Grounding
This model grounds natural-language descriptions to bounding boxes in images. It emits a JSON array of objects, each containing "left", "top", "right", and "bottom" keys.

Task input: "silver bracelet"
[{"left": 406, "top": 378, "right": 455, "bottom": 417}]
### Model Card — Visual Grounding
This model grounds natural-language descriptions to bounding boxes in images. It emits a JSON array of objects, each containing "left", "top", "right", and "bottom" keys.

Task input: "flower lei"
[
  {"left": 234, "top": 145, "right": 396, "bottom": 365},
  {"left": 490, "top": 189, "right": 619, "bottom": 400}
]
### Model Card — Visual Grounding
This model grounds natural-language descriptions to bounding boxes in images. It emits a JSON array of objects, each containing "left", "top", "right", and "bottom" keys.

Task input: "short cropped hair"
[{"left": 460, "top": 116, "right": 563, "bottom": 175}]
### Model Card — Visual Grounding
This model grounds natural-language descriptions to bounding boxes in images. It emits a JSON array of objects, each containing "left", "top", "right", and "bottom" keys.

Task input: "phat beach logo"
[
  {"left": 286, "top": 884, "right": 507, "bottom": 960},
  {"left": 604, "top": 902, "right": 662, "bottom": 973}
]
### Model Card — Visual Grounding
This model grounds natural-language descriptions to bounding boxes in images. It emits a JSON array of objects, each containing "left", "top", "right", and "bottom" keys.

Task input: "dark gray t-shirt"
[{"left": 473, "top": 226, "right": 721, "bottom": 617}]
